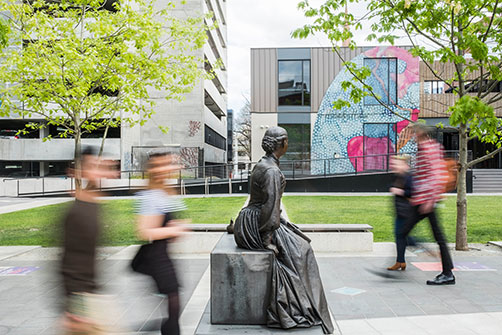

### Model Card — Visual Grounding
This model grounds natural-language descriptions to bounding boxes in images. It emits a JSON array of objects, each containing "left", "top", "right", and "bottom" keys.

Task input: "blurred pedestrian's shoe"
[
  {"left": 426, "top": 273, "right": 455, "bottom": 285},
  {"left": 387, "top": 262, "right": 406, "bottom": 271}
]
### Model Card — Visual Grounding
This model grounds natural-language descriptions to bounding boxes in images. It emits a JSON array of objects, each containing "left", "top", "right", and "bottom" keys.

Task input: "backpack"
[{"left": 439, "top": 156, "right": 458, "bottom": 193}]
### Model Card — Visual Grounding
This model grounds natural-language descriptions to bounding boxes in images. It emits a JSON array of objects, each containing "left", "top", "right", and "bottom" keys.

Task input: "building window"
[
  {"left": 278, "top": 60, "right": 311, "bottom": 106},
  {"left": 363, "top": 58, "right": 398, "bottom": 105},
  {"left": 278, "top": 124, "right": 311, "bottom": 161},
  {"left": 424, "top": 80, "right": 445, "bottom": 94},
  {"left": 205, "top": 124, "right": 226, "bottom": 150}
]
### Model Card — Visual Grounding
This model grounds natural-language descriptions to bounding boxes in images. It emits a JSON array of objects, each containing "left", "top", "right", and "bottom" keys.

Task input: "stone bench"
[
  {"left": 193, "top": 223, "right": 374, "bottom": 253},
  {"left": 190, "top": 223, "right": 373, "bottom": 232}
]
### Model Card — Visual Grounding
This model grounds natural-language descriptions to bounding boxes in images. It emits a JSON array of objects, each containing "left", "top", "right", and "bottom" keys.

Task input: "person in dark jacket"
[
  {"left": 387, "top": 155, "right": 414, "bottom": 271},
  {"left": 60, "top": 147, "right": 117, "bottom": 333}
]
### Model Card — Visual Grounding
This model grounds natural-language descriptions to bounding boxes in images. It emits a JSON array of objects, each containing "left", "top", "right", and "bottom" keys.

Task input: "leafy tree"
[
  {"left": 0, "top": 19, "right": 8, "bottom": 50},
  {"left": 0, "top": 0, "right": 212, "bottom": 188},
  {"left": 294, "top": 0, "right": 502, "bottom": 250},
  {"left": 235, "top": 96, "right": 252, "bottom": 161}
]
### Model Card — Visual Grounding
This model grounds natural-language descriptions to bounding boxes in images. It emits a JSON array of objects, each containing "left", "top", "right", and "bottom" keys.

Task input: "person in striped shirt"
[
  {"left": 396, "top": 123, "right": 455, "bottom": 285},
  {"left": 132, "top": 152, "right": 189, "bottom": 334}
]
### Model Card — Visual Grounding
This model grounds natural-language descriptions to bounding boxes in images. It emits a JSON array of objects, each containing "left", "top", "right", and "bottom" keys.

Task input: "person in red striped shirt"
[{"left": 396, "top": 123, "right": 455, "bottom": 285}]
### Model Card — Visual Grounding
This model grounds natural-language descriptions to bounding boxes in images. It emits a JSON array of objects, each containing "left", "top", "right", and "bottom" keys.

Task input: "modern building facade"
[
  {"left": 227, "top": 109, "right": 233, "bottom": 164},
  {"left": 123, "top": 0, "right": 228, "bottom": 172},
  {"left": 250, "top": 46, "right": 502, "bottom": 173},
  {"left": 0, "top": 0, "right": 228, "bottom": 177}
]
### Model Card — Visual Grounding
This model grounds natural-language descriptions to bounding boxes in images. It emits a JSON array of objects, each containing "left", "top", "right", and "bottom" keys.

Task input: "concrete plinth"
[
  {"left": 210, "top": 234, "right": 273, "bottom": 325},
  {"left": 197, "top": 304, "right": 327, "bottom": 334}
]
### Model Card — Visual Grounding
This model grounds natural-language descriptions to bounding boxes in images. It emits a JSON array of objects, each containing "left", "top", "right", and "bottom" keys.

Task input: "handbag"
[{"left": 131, "top": 243, "right": 153, "bottom": 275}]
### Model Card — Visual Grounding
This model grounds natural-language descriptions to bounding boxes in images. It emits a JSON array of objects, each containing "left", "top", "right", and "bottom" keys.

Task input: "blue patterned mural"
[{"left": 311, "top": 46, "right": 420, "bottom": 174}]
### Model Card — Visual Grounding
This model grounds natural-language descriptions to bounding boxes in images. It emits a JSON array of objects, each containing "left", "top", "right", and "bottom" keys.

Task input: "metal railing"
[{"left": 1, "top": 150, "right": 472, "bottom": 197}]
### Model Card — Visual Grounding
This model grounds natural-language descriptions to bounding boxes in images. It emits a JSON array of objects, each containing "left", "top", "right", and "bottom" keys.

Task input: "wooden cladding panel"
[{"left": 251, "top": 48, "right": 277, "bottom": 113}]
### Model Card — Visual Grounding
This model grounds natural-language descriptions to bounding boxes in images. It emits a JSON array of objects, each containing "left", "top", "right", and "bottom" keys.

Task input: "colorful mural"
[{"left": 311, "top": 46, "right": 419, "bottom": 174}]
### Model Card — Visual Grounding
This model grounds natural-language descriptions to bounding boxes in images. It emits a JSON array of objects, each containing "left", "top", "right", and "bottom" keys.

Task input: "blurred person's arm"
[
  {"left": 136, "top": 215, "right": 187, "bottom": 241},
  {"left": 390, "top": 187, "right": 405, "bottom": 196}
]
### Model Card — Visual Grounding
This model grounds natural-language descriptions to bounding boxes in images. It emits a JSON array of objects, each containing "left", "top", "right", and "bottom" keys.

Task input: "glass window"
[
  {"left": 424, "top": 81, "right": 432, "bottom": 94},
  {"left": 363, "top": 58, "right": 398, "bottom": 106},
  {"left": 424, "top": 80, "right": 445, "bottom": 94},
  {"left": 278, "top": 124, "right": 311, "bottom": 161},
  {"left": 204, "top": 125, "right": 226, "bottom": 150},
  {"left": 278, "top": 60, "right": 310, "bottom": 106}
]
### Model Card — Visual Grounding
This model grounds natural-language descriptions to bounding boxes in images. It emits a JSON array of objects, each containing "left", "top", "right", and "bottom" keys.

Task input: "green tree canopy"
[
  {"left": 0, "top": 0, "right": 212, "bottom": 168},
  {"left": 294, "top": 0, "right": 502, "bottom": 250}
]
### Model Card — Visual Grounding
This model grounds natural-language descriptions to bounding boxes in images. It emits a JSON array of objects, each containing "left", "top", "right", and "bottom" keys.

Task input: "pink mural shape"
[
  {"left": 364, "top": 46, "right": 419, "bottom": 99},
  {"left": 394, "top": 108, "right": 420, "bottom": 134},
  {"left": 347, "top": 136, "right": 396, "bottom": 172}
]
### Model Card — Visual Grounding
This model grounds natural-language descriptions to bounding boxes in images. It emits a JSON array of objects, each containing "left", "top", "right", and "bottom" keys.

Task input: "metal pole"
[
  {"left": 229, "top": 178, "right": 232, "bottom": 194},
  {"left": 17, "top": 180, "right": 19, "bottom": 197},
  {"left": 292, "top": 162, "right": 295, "bottom": 179},
  {"left": 324, "top": 159, "right": 326, "bottom": 177},
  {"left": 42, "top": 177, "right": 44, "bottom": 196},
  {"left": 355, "top": 158, "right": 358, "bottom": 175}
]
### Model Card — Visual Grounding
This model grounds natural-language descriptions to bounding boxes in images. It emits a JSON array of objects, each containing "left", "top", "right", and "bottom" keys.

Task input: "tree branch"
[
  {"left": 482, "top": 0, "right": 499, "bottom": 43},
  {"left": 467, "top": 146, "right": 502, "bottom": 168}
]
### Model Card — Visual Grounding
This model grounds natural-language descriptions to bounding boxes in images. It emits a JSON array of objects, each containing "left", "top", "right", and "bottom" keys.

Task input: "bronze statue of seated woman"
[{"left": 232, "top": 126, "right": 334, "bottom": 334}]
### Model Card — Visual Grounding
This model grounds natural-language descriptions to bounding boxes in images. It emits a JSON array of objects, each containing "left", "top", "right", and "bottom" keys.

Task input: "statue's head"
[{"left": 261, "top": 126, "right": 288, "bottom": 158}]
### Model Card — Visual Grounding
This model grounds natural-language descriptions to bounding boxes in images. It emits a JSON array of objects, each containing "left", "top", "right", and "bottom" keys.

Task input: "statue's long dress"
[{"left": 234, "top": 154, "right": 334, "bottom": 334}]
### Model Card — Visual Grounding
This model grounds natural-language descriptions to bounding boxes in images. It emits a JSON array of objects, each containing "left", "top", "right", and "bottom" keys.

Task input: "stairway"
[{"left": 472, "top": 169, "right": 502, "bottom": 193}]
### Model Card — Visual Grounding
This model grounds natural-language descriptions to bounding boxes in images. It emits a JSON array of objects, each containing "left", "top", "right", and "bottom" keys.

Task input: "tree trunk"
[
  {"left": 456, "top": 123, "right": 468, "bottom": 250},
  {"left": 73, "top": 127, "right": 82, "bottom": 192},
  {"left": 98, "top": 123, "right": 110, "bottom": 158}
]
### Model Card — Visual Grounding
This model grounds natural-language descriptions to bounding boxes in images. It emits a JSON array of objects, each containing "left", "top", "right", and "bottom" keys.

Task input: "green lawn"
[
  {"left": 282, "top": 196, "right": 502, "bottom": 243},
  {"left": 1, "top": 195, "right": 500, "bottom": 246},
  {"left": 0, "top": 197, "right": 246, "bottom": 246}
]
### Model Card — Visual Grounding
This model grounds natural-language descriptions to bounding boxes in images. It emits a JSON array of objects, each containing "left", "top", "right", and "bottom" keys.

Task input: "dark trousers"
[
  {"left": 394, "top": 217, "right": 416, "bottom": 263},
  {"left": 396, "top": 205, "right": 454, "bottom": 273}
]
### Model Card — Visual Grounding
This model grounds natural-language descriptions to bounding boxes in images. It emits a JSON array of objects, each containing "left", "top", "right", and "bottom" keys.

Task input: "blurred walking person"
[
  {"left": 132, "top": 152, "right": 188, "bottom": 335},
  {"left": 397, "top": 124, "right": 455, "bottom": 285},
  {"left": 60, "top": 147, "right": 117, "bottom": 333},
  {"left": 387, "top": 155, "right": 414, "bottom": 271}
]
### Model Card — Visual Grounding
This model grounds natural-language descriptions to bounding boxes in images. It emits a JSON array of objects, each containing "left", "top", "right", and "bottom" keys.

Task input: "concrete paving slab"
[{"left": 0, "top": 246, "right": 40, "bottom": 261}]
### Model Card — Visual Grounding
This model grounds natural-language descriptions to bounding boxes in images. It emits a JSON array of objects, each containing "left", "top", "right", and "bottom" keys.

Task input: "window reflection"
[{"left": 278, "top": 60, "right": 310, "bottom": 106}]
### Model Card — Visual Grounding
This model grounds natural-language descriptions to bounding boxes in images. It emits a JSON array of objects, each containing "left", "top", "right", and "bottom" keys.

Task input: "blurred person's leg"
[
  {"left": 427, "top": 210, "right": 454, "bottom": 274},
  {"left": 161, "top": 292, "right": 180, "bottom": 335},
  {"left": 394, "top": 217, "right": 406, "bottom": 263},
  {"left": 396, "top": 206, "right": 420, "bottom": 264}
]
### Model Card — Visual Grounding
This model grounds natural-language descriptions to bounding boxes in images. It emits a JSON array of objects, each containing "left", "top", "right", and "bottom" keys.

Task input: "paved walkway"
[
  {"left": 1, "top": 243, "right": 502, "bottom": 334},
  {"left": 0, "top": 198, "right": 72, "bottom": 214}
]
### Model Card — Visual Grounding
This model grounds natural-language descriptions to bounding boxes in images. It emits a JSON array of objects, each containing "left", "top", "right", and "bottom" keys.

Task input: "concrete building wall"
[
  {"left": 251, "top": 113, "right": 277, "bottom": 162},
  {"left": 0, "top": 138, "right": 121, "bottom": 161}
]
